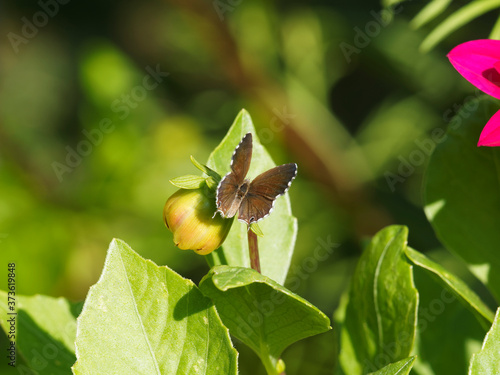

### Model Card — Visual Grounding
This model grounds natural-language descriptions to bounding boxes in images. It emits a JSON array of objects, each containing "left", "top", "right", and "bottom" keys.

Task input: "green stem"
[
  {"left": 260, "top": 354, "right": 286, "bottom": 375},
  {"left": 247, "top": 227, "right": 261, "bottom": 273},
  {"left": 260, "top": 353, "right": 278, "bottom": 375},
  {"left": 249, "top": 229, "right": 286, "bottom": 375}
]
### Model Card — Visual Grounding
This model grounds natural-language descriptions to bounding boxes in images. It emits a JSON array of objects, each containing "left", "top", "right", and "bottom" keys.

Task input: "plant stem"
[{"left": 247, "top": 227, "right": 261, "bottom": 273}]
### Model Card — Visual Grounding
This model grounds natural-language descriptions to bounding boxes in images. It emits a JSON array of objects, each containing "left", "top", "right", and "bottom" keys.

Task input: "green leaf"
[
  {"left": 169, "top": 175, "right": 207, "bottom": 189},
  {"left": 411, "top": 0, "right": 453, "bottom": 29},
  {"left": 424, "top": 96, "right": 500, "bottom": 301},
  {"left": 72, "top": 239, "right": 237, "bottom": 375},
  {"left": 199, "top": 265, "right": 331, "bottom": 375},
  {"left": 0, "top": 291, "right": 80, "bottom": 374},
  {"left": 405, "top": 247, "right": 494, "bottom": 328},
  {"left": 250, "top": 222, "right": 264, "bottom": 237},
  {"left": 205, "top": 109, "right": 298, "bottom": 285},
  {"left": 420, "top": 0, "right": 500, "bottom": 52},
  {"left": 190, "top": 155, "right": 222, "bottom": 184},
  {"left": 367, "top": 356, "right": 416, "bottom": 375},
  {"left": 469, "top": 308, "right": 500, "bottom": 373},
  {"left": 205, "top": 176, "right": 219, "bottom": 191},
  {"left": 410, "top": 254, "right": 485, "bottom": 374},
  {"left": 339, "top": 225, "right": 418, "bottom": 374}
]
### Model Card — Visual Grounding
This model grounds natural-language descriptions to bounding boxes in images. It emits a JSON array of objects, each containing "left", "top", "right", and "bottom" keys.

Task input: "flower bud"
[{"left": 163, "top": 188, "right": 233, "bottom": 255}]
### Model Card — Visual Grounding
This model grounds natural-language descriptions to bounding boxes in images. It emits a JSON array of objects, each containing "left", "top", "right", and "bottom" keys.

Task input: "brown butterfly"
[{"left": 215, "top": 133, "right": 297, "bottom": 225}]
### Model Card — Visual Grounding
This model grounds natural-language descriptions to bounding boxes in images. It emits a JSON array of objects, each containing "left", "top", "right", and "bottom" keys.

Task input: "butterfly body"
[
  {"left": 219, "top": 178, "right": 250, "bottom": 218},
  {"left": 215, "top": 133, "right": 297, "bottom": 225}
]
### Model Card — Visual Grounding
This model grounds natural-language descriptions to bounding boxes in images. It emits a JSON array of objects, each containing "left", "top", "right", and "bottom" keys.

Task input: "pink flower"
[{"left": 448, "top": 39, "right": 500, "bottom": 146}]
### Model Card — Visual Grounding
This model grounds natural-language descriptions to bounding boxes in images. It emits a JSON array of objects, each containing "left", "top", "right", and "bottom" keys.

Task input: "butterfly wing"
[
  {"left": 238, "top": 163, "right": 297, "bottom": 224},
  {"left": 230, "top": 132, "right": 252, "bottom": 181},
  {"left": 238, "top": 193, "right": 273, "bottom": 224},
  {"left": 216, "top": 133, "right": 253, "bottom": 218},
  {"left": 216, "top": 173, "right": 242, "bottom": 218}
]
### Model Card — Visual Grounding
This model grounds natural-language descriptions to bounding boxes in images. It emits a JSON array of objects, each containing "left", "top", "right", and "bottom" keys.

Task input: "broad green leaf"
[
  {"left": 0, "top": 291, "right": 80, "bottom": 374},
  {"left": 420, "top": 0, "right": 500, "bottom": 52},
  {"left": 367, "top": 356, "right": 416, "bottom": 375},
  {"left": 424, "top": 97, "right": 500, "bottom": 301},
  {"left": 410, "top": 257, "right": 485, "bottom": 375},
  {"left": 199, "top": 265, "right": 330, "bottom": 375},
  {"left": 411, "top": 0, "right": 453, "bottom": 29},
  {"left": 469, "top": 308, "right": 500, "bottom": 374},
  {"left": 205, "top": 110, "right": 298, "bottom": 285},
  {"left": 72, "top": 239, "right": 237, "bottom": 375},
  {"left": 405, "top": 247, "right": 494, "bottom": 329},
  {"left": 339, "top": 225, "right": 418, "bottom": 374}
]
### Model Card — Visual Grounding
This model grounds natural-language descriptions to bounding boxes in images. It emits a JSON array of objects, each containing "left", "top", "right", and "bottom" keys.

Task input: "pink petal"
[
  {"left": 448, "top": 39, "right": 500, "bottom": 100},
  {"left": 478, "top": 109, "right": 500, "bottom": 146}
]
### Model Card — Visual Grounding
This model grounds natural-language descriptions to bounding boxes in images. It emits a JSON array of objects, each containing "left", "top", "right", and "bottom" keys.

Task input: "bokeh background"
[{"left": 1, "top": 0, "right": 498, "bottom": 373}]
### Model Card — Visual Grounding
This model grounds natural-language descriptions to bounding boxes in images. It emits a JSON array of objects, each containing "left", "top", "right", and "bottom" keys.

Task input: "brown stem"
[{"left": 247, "top": 228, "right": 261, "bottom": 273}]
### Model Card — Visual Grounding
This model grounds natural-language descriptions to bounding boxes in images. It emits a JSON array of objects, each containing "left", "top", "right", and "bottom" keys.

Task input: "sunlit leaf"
[
  {"left": 190, "top": 156, "right": 222, "bottom": 184},
  {"left": 72, "top": 239, "right": 237, "bottom": 374},
  {"left": 199, "top": 266, "right": 330, "bottom": 375},
  {"left": 169, "top": 175, "right": 206, "bottom": 189},
  {"left": 405, "top": 247, "right": 494, "bottom": 328},
  {"left": 205, "top": 110, "right": 298, "bottom": 285},
  {"left": 339, "top": 225, "right": 418, "bottom": 374},
  {"left": 367, "top": 356, "right": 416, "bottom": 375},
  {"left": 469, "top": 308, "right": 500, "bottom": 374},
  {"left": 421, "top": 0, "right": 500, "bottom": 52},
  {"left": 411, "top": 0, "right": 453, "bottom": 29}
]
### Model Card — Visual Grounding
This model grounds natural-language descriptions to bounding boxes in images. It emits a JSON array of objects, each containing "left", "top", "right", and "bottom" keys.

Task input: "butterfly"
[{"left": 215, "top": 133, "right": 297, "bottom": 225}]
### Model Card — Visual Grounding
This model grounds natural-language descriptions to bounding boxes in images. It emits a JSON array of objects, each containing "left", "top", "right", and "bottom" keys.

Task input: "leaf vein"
[{"left": 118, "top": 253, "right": 161, "bottom": 375}]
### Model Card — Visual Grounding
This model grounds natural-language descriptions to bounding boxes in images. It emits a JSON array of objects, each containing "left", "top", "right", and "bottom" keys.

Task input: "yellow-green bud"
[{"left": 163, "top": 188, "right": 233, "bottom": 255}]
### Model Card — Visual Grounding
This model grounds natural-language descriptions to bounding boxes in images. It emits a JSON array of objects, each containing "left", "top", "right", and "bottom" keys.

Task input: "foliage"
[
  {"left": 72, "top": 239, "right": 237, "bottom": 375},
  {"left": 2, "top": 1, "right": 500, "bottom": 374}
]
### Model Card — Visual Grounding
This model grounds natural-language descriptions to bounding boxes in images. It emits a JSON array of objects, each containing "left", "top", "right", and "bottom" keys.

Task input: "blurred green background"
[{"left": 1, "top": 0, "right": 498, "bottom": 373}]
